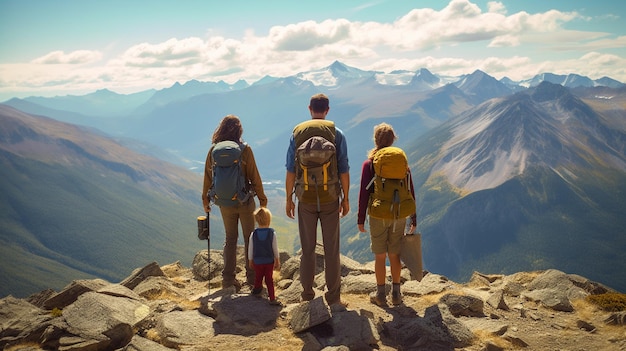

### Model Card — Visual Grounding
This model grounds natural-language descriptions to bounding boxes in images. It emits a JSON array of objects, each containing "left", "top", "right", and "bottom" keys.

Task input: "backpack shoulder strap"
[{"left": 293, "top": 120, "right": 336, "bottom": 147}]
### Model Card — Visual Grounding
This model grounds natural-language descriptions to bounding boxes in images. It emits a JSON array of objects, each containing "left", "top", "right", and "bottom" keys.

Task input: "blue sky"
[{"left": 1, "top": 0, "right": 624, "bottom": 100}]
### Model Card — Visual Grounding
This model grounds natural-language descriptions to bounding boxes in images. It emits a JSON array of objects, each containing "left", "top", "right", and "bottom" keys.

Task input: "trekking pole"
[{"left": 206, "top": 211, "right": 210, "bottom": 294}]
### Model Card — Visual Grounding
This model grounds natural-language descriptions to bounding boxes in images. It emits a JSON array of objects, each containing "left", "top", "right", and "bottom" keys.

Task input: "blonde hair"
[
  {"left": 367, "top": 122, "right": 397, "bottom": 159},
  {"left": 254, "top": 207, "right": 272, "bottom": 227}
]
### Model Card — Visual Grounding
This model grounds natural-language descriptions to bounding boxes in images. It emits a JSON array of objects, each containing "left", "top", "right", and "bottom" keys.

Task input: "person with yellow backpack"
[
  {"left": 285, "top": 93, "right": 350, "bottom": 307},
  {"left": 357, "top": 122, "right": 417, "bottom": 306}
]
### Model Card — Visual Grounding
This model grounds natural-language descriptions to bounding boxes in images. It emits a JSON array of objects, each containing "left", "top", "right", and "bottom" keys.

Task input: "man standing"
[{"left": 285, "top": 93, "right": 350, "bottom": 307}]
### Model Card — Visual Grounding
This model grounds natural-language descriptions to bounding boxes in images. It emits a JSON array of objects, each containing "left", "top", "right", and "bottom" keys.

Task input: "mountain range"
[
  {"left": 5, "top": 61, "right": 623, "bottom": 179},
  {"left": 1, "top": 61, "right": 625, "bottom": 296}
]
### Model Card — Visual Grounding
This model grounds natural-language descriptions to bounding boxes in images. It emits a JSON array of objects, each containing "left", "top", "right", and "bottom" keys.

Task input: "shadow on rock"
[{"left": 199, "top": 290, "right": 281, "bottom": 336}]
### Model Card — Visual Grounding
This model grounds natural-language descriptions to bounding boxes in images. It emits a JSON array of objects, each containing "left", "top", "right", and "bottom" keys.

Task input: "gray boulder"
[
  {"left": 62, "top": 291, "right": 150, "bottom": 349},
  {"left": 43, "top": 279, "right": 110, "bottom": 310},
  {"left": 289, "top": 297, "right": 332, "bottom": 333}
]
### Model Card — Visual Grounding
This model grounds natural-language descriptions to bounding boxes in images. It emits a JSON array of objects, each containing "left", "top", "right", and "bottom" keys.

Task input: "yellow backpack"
[{"left": 367, "top": 147, "right": 416, "bottom": 220}]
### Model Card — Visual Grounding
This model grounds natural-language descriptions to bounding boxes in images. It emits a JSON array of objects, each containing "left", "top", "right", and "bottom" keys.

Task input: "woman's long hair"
[
  {"left": 212, "top": 115, "right": 243, "bottom": 144},
  {"left": 367, "top": 122, "right": 397, "bottom": 159}
]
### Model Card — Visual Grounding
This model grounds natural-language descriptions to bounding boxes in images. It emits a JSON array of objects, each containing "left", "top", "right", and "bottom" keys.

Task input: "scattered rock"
[
  {"left": 486, "top": 289, "right": 509, "bottom": 311},
  {"left": 155, "top": 310, "right": 215, "bottom": 348},
  {"left": 403, "top": 273, "right": 453, "bottom": 296},
  {"left": 605, "top": 311, "right": 626, "bottom": 325},
  {"left": 289, "top": 297, "right": 332, "bottom": 333},
  {"left": 120, "top": 261, "right": 165, "bottom": 290},
  {"left": 440, "top": 293, "right": 485, "bottom": 317},
  {"left": 43, "top": 279, "right": 110, "bottom": 310},
  {"left": 502, "top": 333, "right": 529, "bottom": 348},
  {"left": 577, "top": 319, "right": 596, "bottom": 332}
]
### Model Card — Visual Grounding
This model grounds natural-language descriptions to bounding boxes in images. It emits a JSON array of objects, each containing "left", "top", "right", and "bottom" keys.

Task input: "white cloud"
[
  {"left": 269, "top": 19, "right": 352, "bottom": 51},
  {"left": 487, "top": 1, "right": 507, "bottom": 15},
  {"left": 120, "top": 37, "right": 206, "bottom": 67},
  {"left": 31, "top": 50, "right": 102, "bottom": 65},
  {"left": 1, "top": 0, "right": 624, "bottom": 99}
]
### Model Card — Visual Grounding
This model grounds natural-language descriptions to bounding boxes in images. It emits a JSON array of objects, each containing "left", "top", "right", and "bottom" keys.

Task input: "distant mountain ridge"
[
  {"left": 4, "top": 61, "right": 622, "bottom": 179},
  {"left": 4, "top": 60, "right": 622, "bottom": 119}
]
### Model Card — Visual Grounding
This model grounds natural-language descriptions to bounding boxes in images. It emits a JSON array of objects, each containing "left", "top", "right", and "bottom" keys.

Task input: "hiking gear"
[
  {"left": 252, "top": 228, "right": 276, "bottom": 265},
  {"left": 400, "top": 230, "right": 424, "bottom": 281},
  {"left": 367, "top": 147, "right": 416, "bottom": 220},
  {"left": 222, "top": 279, "right": 241, "bottom": 291},
  {"left": 196, "top": 212, "right": 211, "bottom": 293},
  {"left": 197, "top": 214, "right": 209, "bottom": 240},
  {"left": 269, "top": 299, "right": 283, "bottom": 306},
  {"left": 208, "top": 140, "right": 252, "bottom": 207},
  {"left": 370, "top": 292, "right": 387, "bottom": 307},
  {"left": 293, "top": 120, "right": 340, "bottom": 211},
  {"left": 391, "top": 283, "right": 402, "bottom": 305},
  {"left": 252, "top": 287, "right": 263, "bottom": 296}
]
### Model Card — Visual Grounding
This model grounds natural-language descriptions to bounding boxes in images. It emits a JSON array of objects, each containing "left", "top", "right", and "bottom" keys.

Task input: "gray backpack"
[{"left": 208, "top": 141, "right": 251, "bottom": 206}]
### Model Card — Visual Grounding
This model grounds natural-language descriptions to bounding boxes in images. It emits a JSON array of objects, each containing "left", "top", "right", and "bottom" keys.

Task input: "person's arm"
[
  {"left": 285, "top": 136, "right": 296, "bottom": 219},
  {"left": 339, "top": 172, "right": 350, "bottom": 217},
  {"left": 357, "top": 159, "right": 373, "bottom": 231},
  {"left": 285, "top": 171, "right": 296, "bottom": 219},
  {"left": 248, "top": 231, "right": 255, "bottom": 268},
  {"left": 202, "top": 148, "right": 213, "bottom": 213},
  {"left": 244, "top": 146, "right": 267, "bottom": 207},
  {"left": 272, "top": 229, "right": 281, "bottom": 270},
  {"left": 408, "top": 168, "right": 418, "bottom": 231},
  {"left": 335, "top": 128, "right": 350, "bottom": 217}
]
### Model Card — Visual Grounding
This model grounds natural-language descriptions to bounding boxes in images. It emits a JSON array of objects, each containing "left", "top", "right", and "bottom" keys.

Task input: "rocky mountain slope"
[
  {"left": 2, "top": 246, "right": 625, "bottom": 351},
  {"left": 0, "top": 105, "right": 205, "bottom": 297}
]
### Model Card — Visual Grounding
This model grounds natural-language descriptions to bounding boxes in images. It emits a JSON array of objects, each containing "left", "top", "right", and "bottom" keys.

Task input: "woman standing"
[
  {"left": 357, "top": 123, "right": 417, "bottom": 306},
  {"left": 202, "top": 115, "right": 267, "bottom": 290}
]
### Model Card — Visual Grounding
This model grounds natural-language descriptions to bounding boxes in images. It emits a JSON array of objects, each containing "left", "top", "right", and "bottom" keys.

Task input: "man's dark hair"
[{"left": 310, "top": 93, "right": 329, "bottom": 113}]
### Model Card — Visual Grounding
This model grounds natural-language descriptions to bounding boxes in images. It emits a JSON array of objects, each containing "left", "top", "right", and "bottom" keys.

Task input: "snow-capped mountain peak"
[{"left": 295, "top": 60, "right": 376, "bottom": 86}]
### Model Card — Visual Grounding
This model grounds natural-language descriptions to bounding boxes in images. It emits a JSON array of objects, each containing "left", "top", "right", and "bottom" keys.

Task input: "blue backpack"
[
  {"left": 252, "top": 228, "right": 276, "bottom": 265},
  {"left": 208, "top": 140, "right": 251, "bottom": 207}
]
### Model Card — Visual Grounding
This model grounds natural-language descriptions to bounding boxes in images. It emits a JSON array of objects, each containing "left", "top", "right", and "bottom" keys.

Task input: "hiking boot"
[
  {"left": 370, "top": 292, "right": 387, "bottom": 307},
  {"left": 222, "top": 280, "right": 242, "bottom": 291},
  {"left": 239, "top": 282, "right": 254, "bottom": 294},
  {"left": 330, "top": 300, "right": 348, "bottom": 313},
  {"left": 269, "top": 299, "right": 283, "bottom": 307},
  {"left": 391, "top": 291, "right": 403, "bottom": 306},
  {"left": 252, "top": 287, "right": 263, "bottom": 296}
]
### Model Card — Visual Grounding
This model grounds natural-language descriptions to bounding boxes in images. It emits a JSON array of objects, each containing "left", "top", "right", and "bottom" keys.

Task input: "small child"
[{"left": 248, "top": 207, "right": 281, "bottom": 305}]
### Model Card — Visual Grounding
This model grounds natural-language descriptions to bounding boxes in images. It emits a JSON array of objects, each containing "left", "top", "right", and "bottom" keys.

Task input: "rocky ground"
[
  {"left": 2, "top": 246, "right": 626, "bottom": 350},
  {"left": 165, "top": 255, "right": 626, "bottom": 351}
]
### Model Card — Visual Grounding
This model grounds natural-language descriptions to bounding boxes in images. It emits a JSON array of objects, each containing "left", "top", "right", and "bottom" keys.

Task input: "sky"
[{"left": 1, "top": 0, "right": 625, "bottom": 101}]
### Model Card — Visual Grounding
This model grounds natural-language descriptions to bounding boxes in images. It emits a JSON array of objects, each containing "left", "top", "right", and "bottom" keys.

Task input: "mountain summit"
[
  {"left": 432, "top": 82, "right": 626, "bottom": 192},
  {"left": 295, "top": 60, "right": 376, "bottom": 86}
]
